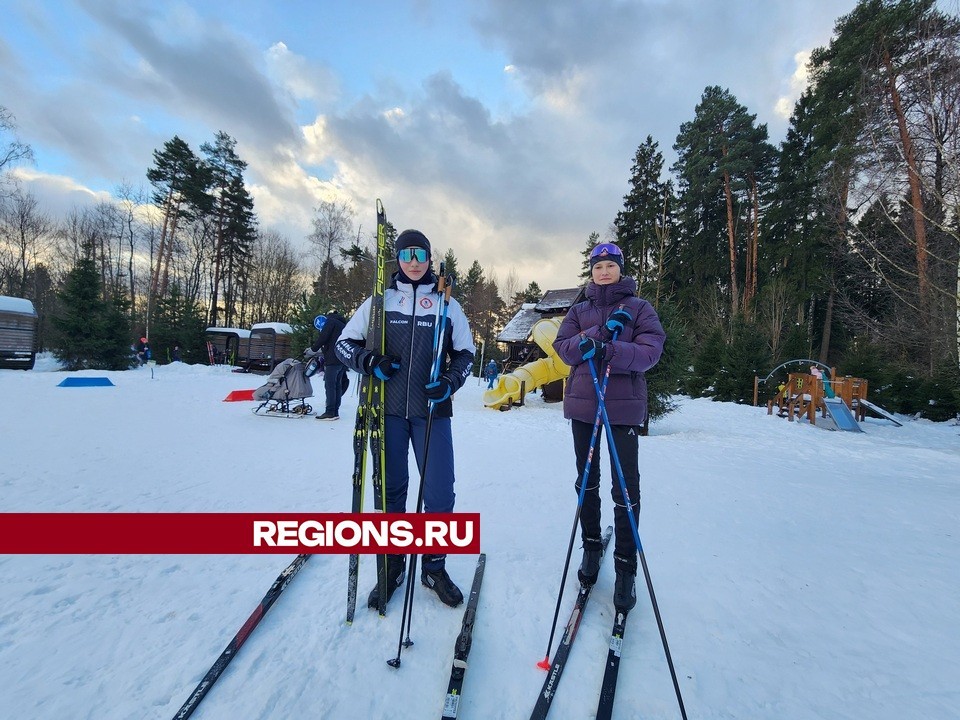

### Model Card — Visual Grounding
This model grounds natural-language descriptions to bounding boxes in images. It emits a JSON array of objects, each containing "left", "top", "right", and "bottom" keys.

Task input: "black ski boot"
[
  {"left": 577, "top": 536, "right": 604, "bottom": 586},
  {"left": 613, "top": 554, "right": 637, "bottom": 613},
  {"left": 367, "top": 555, "right": 405, "bottom": 610},
  {"left": 421, "top": 563, "right": 464, "bottom": 607}
]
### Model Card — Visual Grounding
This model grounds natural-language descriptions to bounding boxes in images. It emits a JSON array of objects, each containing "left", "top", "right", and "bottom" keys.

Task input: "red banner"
[{"left": 0, "top": 513, "right": 480, "bottom": 554}]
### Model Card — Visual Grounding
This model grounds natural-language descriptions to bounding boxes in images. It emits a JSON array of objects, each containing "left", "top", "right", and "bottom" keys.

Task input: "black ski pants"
[{"left": 571, "top": 418, "right": 640, "bottom": 569}]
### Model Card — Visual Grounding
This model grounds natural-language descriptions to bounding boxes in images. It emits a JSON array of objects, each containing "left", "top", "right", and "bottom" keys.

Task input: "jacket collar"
[{"left": 585, "top": 276, "right": 637, "bottom": 307}]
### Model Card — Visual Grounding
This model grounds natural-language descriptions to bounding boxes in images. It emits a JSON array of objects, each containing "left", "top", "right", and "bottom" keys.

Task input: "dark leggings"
[{"left": 571, "top": 419, "right": 640, "bottom": 568}]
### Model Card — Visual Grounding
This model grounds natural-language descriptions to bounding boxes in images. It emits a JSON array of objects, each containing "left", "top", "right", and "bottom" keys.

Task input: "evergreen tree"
[
  {"left": 52, "top": 254, "right": 106, "bottom": 371},
  {"left": 579, "top": 232, "right": 601, "bottom": 280},
  {"left": 150, "top": 284, "right": 207, "bottom": 363},
  {"left": 146, "top": 136, "right": 211, "bottom": 314},
  {"left": 644, "top": 301, "right": 690, "bottom": 426},
  {"left": 672, "top": 86, "right": 774, "bottom": 316},
  {"left": 201, "top": 131, "right": 249, "bottom": 327},
  {"left": 289, "top": 291, "right": 327, "bottom": 358},
  {"left": 685, "top": 327, "right": 725, "bottom": 397},
  {"left": 220, "top": 173, "right": 257, "bottom": 327},
  {"left": 614, "top": 136, "right": 672, "bottom": 285},
  {"left": 441, "top": 248, "right": 462, "bottom": 302},
  {"left": 52, "top": 250, "right": 132, "bottom": 370},
  {"left": 713, "top": 318, "right": 772, "bottom": 404},
  {"left": 511, "top": 281, "right": 543, "bottom": 307},
  {"left": 459, "top": 260, "right": 484, "bottom": 314}
]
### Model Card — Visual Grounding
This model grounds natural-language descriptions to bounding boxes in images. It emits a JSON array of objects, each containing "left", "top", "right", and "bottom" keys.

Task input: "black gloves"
[
  {"left": 578, "top": 337, "right": 606, "bottom": 363},
  {"left": 425, "top": 375, "right": 454, "bottom": 402},
  {"left": 362, "top": 351, "right": 400, "bottom": 381}
]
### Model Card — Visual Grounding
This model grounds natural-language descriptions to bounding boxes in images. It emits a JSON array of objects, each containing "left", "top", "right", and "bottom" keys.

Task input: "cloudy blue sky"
[{"left": 1, "top": 0, "right": 857, "bottom": 292}]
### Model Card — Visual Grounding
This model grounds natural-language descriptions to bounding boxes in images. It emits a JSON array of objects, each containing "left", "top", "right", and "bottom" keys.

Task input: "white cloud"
[
  {"left": 265, "top": 42, "right": 338, "bottom": 103},
  {"left": 775, "top": 50, "right": 813, "bottom": 119},
  {"left": 11, "top": 168, "right": 112, "bottom": 214}
]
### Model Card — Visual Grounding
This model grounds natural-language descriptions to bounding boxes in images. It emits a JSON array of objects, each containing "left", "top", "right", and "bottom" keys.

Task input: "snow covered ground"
[{"left": 1, "top": 356, "right": 958, "bottom": 719}]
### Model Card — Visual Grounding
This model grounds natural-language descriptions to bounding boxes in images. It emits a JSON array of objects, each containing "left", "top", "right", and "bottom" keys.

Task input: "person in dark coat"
[
  {"left": 336, "top": 229, "right": 475, "bottom": 610},
  {"left": 553, "top": 242, "right": 666, "bottom": 613},
  {"left": 310, "top": 311, "right": 348, "bottom": 420}
]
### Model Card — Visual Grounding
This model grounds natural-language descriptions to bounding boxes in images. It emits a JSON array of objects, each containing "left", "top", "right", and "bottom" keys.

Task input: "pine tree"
[
  {"left": 52, "top": 249, "right": 132, "bottom": 370},
  {"left": 201, "top": 131, "right": 248, "bottom": 327},
  {"left": 150, "top": 284, "right": 206, "bottom": 363},
  {"left": 579, "top": 232, "right": 601, "bottom": 280},
  {"left": 672, "top": 86, "right": 774, "bottom": 316},
  {"left": 644, "top": 302, "right": 689, "bottom": 426},
  {"left": 146, "top": 136, "right": 211, "bottom": 317},
  {"left": 615, "top": 136, "right": 672, "bottom": 285},
  {"left": 713, "top": 319, "right": 772, "bottom": 404}
]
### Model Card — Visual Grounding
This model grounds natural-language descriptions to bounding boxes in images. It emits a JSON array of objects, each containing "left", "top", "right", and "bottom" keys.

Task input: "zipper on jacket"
[{"left": 404, "top": 284, "right": 419, "bottom": 418}]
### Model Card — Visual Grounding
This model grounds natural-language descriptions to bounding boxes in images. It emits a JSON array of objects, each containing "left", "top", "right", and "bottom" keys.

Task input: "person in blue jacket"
[
  {"left": 484, "top": 359, "right": 499, "bottom": 388},
  {"left": 336, "top": 229, "right": 475, "bottom": 610}
]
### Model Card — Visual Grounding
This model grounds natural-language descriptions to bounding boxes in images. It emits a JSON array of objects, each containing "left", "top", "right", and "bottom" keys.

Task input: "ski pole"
[
  {"left": 388, "top": 269, "right": 453, "bottom": 669},
  {"left": 586, "top": 357, "right": 688, "bottom": 720},
  {"left": 537, "top": 326, "right": 620, "bottom": 670}
]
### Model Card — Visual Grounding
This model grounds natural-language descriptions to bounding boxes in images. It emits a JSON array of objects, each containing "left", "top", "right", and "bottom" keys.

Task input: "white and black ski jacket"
[{"left": 336, "top": 272, "right": 475, "bottom": 419}]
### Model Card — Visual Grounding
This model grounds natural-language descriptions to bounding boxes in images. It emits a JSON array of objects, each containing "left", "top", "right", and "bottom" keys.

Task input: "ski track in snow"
[{"left": 1, "top": 358, "right": 958, "bottom": 719}]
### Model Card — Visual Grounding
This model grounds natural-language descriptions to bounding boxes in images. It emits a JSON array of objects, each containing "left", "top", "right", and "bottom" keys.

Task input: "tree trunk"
[
  {"left": 883, "top": 49, "right": 929, "bottom": 329},
  {"left": 149, "top": 187, "right": 174, "bottom": 302},
  {"left": 210, "top": 196, "right": 225, "bottom": 327},
  {"left": 159, "top": 205, "right": 180, "bottom": 298},
  {"left": 751, "top": 176, "right": 760, "bottom": 309},
  {"left": 722, "top": 165, "right": 739, "bottom": 316},
  {"left": 819, "top": 282, "right": 834, "bottom": 365}
]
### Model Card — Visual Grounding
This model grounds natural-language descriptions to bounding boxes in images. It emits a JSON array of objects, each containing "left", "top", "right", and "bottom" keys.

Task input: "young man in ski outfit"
[
  {"left": 553, "top": 242, "right": 665, "bottom": 613},
  {"left": 308, "top": 310, "right": 348, "bottom": 420},
  {"left": 335, "top": 229, "right": 476, "bottom": 609}
]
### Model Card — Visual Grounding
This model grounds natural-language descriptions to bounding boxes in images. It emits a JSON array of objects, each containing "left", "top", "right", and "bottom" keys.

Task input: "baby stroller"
[{"left": 252, "top": 358, "right": 315, "bottom": 418}]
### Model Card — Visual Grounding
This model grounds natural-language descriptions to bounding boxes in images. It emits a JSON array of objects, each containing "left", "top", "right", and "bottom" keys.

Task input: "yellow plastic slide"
[{"left": 483, "top": 317, "right": 570, "bottom": 409}]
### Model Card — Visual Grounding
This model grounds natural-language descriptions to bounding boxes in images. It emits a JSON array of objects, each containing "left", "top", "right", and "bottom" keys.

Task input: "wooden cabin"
[
  {"left": 0, "top": 295, "right": 38, "bottom": 370},
  {"left": 204, "top": 327, "right": 251, "bottom": 366},
  {"left": 245, "top": 322, "right": 294, "bottom": 372}
]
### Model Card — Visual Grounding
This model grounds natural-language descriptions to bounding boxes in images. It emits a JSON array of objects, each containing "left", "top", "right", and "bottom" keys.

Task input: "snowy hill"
[{"left": 1, "top": 359, "right": 958, "bottom": 719}]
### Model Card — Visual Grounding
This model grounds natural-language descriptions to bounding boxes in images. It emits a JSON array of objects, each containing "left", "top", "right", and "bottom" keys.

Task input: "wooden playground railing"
[{"left": 762, "top": 371, "right": 869, "bottom": 426}]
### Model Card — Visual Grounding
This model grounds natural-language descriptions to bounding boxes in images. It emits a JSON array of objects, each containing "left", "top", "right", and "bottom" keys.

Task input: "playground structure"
[
  {"left": 758, "top": 361, "right": 902, "bottom": 430},
  {"left": 483, "top": 287, "right": 584, "bottom": 410},
  {"left": 483, "top": 317, "right": 570, "bottom": 410}
]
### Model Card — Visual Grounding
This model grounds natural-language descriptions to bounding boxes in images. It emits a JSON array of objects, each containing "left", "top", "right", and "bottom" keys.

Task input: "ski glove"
[
  {"left": 362, "top": 352, "right": 400, "bottom": 381},
  {"left": 424, "top": 375, "right": 454, "bottom": 402},
  {"left": 605, "top": 308, "right": 633, "bottom": 335},
  {"left": 578, "top": 337, "right": 607, "bottom": 363}
]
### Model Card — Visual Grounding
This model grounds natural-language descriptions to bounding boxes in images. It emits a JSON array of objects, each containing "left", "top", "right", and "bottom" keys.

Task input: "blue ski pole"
[
  {"left": 587, "top": 356, "right": 687, "bottom": 719},
  {"left": 536, "top": 327, "right": 621, "bottom": 670}
]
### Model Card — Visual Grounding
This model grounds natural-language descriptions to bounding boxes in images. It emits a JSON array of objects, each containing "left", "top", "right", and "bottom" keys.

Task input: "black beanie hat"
[{"left": 396, "top": 229, "right": 431, "bottom": 258}]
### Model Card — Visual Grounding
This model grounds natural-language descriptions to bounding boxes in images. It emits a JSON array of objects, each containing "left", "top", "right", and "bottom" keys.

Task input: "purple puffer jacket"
[{"left": 553, "top": 277, "right": 666, "bottom": 426}]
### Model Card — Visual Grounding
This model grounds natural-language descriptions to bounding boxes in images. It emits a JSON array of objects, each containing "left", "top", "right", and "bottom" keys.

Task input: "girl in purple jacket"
[{"left": 553, "top": 242, "right": 666, "bottom": 612}]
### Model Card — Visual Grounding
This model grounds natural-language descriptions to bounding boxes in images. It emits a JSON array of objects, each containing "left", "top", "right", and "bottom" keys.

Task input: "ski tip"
[{"left": 536, "top": 657, "right": 551, "bottom": 671}]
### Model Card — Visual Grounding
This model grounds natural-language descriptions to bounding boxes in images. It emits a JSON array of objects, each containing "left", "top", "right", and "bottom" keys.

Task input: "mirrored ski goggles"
[
  {"left": 397, "top": 247, "right": 429, "bottom": 263},
  {"left": 589, "top": 242, "right": 623, "bottom": 261}
]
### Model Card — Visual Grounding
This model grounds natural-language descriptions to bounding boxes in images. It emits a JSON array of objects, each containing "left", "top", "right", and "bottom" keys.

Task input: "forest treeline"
[{"left": 1, "top": 0, "right": 958, "bottom": 419}]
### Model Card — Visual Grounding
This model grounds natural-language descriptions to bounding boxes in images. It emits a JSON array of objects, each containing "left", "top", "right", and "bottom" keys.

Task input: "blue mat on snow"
[{"left": 58, "top": 377, "right": 114, "bottom": 387}]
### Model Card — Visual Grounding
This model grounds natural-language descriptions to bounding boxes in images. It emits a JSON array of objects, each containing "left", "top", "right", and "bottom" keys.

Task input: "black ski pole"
[
  {"left": 537, "top": 327, "right": 620, "bottom": 670},
  {"left": 587, "top": 357, "right": 688, "bottom": 720}
]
